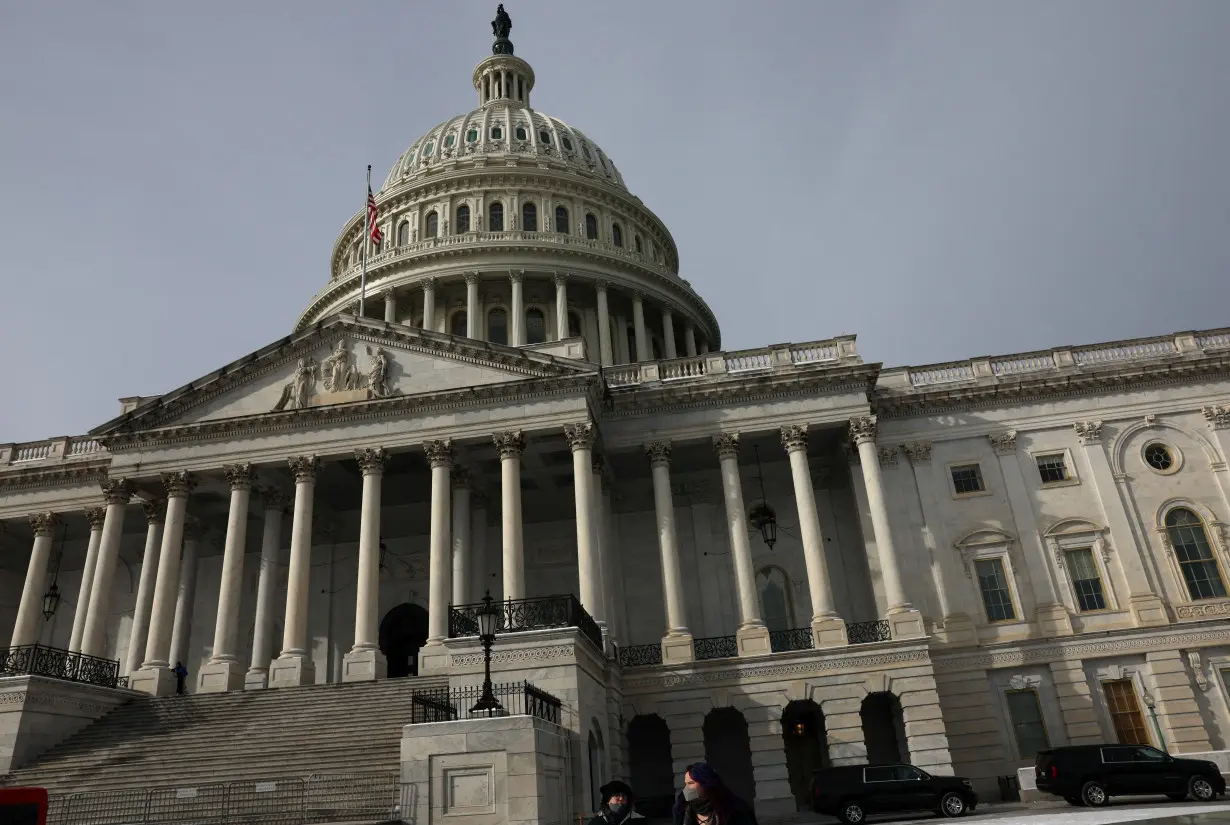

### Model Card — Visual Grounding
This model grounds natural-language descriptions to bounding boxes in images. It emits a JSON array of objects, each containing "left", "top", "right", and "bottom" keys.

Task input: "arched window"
[
  {"left": 466, "top": 128, "right": 479, "bottom": 143},
  {"left": 522, "top": 202, "right": 538, "bottom": 232},
  {"left": 396, "top": 221, "right": 409, "bottom": 247},
  {"left": 585, "top": 213, "right": 598, "bottom": 240},
  {"left": 539, "top": 129, "right": 551, "bottom": 144},
  {"left": 634, "top": 234, "right": 643, "bottom": 254},
  {"left": 756, "top": 567, "right": 793, "bottom": 632},
  {"left": 490, "top": 125, "right": 503, "bottom": 140},
  {"left": 450, "top": 310, "right": 467, "bottom": 337},
  {"left": 568, "top": 311, "right": 583, "bottom": 339},
  {"left": 425, "top": 211, "right": 438, "bottom": 238},
  {"left": 555, "top": 205, "right": 569, "bottom": 234},
  {"left": 562, "top": 136, "right": 574, "bottom": 152},
  {"left": 489, "top": 202, "right": 504, "bottom": 232},
  {"left": 487, "top": 307, "right": 508, "bottom": 345},
  {"left": 515, "top": 126, "right": 528, "bottom": 141},
  {"left": 455, "top": 205, "right": 470, "bottom": 234},
  {"left": 612, "top": 223, "right": 624, "bottom": 247},
  {"left": 526, "top": 308, "right": 547, "bottom": 345},
  {"left": 1165, "top": 508, "right": 1228, "bottom": 600}
]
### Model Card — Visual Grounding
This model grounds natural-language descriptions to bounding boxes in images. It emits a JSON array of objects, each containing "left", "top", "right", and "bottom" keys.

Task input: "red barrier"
[{"left": 0, "top": 786, "right": 48, "bottom": 825}]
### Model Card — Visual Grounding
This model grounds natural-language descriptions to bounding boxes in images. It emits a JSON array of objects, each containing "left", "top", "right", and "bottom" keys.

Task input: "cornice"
[{"left": 0, "top": 462, "right": 110, "bottom": 493}]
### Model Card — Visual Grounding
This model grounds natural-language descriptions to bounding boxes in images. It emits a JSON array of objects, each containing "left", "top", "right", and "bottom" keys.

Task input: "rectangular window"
[
  {"left": 1005, "top": 689, "right": 1050, "bottom": 759},
  {"left": 1065, "top": 548, "right": 1108, "bottom": 611},
  {"left": 1036, "top": 453, "right": 1069, "bottom": 484},
  {"left": 1102, "top": 679, "right": 1151, "bottom": 745},
  {"left": 951, "top": 464, "right": 985, "bottom": 494},
  {"left": 975, "top": 557, "right": 1016, "bottom": 622}
]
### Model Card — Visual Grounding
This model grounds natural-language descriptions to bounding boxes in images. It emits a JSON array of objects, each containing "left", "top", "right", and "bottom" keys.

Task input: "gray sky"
[{"left": 3, "top": 1, "right": 1229, "bottom": 444}]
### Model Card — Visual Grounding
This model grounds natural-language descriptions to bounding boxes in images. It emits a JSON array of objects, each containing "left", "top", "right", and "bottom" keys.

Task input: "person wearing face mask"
[
  {"left": 587, "top": 780, "right": 644, "bottom": 825},
  {"left": 672, "top": 762, "right": 757, "bottom": 825}
]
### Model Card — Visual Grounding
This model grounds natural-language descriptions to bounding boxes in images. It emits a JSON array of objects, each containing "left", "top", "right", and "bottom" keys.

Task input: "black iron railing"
[
  {"left": 448, "top": 594, "right": 603, "bottom": 650},
  {"left": 0, "top": 644, "right": 123, "bottom": 689},
  {"left": 408, "top": 681, "right": 562, "bottom": 725},
  {"left": 693, "top": 635, "right": 738, "bottom": 661},
  {"left": 616, "top": 643, "right": 663, "bottom": 668},
  {"left": 769, "top": 628, "right": 816, "bottom": 653},
  {"left": 846, "top": 619, "right": 891, "bottom": 644}
]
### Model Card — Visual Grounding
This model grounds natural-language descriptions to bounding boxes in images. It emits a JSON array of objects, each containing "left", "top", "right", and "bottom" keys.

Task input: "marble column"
[
  {"left": 712, "top": 434, "right": 771, "bottom": 655},
  {"left": 466, "top": 273, "right": 480, "bottom": 339},
  {"left": 11, "top": 513, "right": 59, "bottom": 648},
  {"left": 565, "top": 422, "right": 603, "bottom": 626},
  {"left": 344, "top": 448, "right": 388, "bottom": 682},
  {"left": 494, "top": 431, "right": 526, "bottom": 600},
  {"left": 422, "top": 277, "right": 437, "bottom": 332},
  {"left": 596, "top": 281, "right": 613, "bottom": 366},
  {"left": 419, "top": 439, "right": 454, "bottom": 674},
  {"left": 451, "top": 468, "right": 472, "bottom": 607},
  {"left": 592, "top": 456, "right": 614, "bottom": 642},
  {"left": 133, "top": 471, "right": 194, "bottom": 697},
  {"left": 780, "top": 426, "right": 847, "bottom": 647},
  {"left": 270, "top": 455, "right": 318, "bottom": 688},
  {"left": 245, "top": 489, "right": 285, "bottom": 690},
  {"left": 645, "top": 442, "right": 693, "bottom": 663},
  {"left": 684, "top": 323, "right": 697, "bottom": 357},
  {"left": 125, "top": 500, "right": 164, "bottom": 676},
  {"left": 510, "top": 271, "right": 525, "bottom": 346},
  {"left": 68, "top": 507, "right": 106, "bottom": 653},
  {"left": 383, "top": 288, "right": 397, "bottom": 323},
  {"left": 80, "top": 478, "right": 134, "bottom": 658},
  {"left": 632, "top": 292, "right": 648, "bottom": 362},
  {"left": 554, "top": 273, "right": 569, "bottom": 339},
  {"left": 470, "top": 493, "right": 489, "bottom": 602},
  {"left": 662, "top": 309, "right": 677, "bottom": 360},
  {"left": 199, "top": 464, "right": 256, "bottom": 693},
  {"left": 849, "top": 417, "right": 924, "bottom": 639},
  {"left": 168, "top": 519, "right": 202, "bottom": 670}
]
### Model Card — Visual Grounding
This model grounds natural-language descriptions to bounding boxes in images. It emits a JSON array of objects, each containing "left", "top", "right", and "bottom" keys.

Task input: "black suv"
[
  {"left": 1036, "top": 744, "right": 1225, "bottom": 806},
  {"left": 811, "top": 763, "right": 978, "bottom": 824}
]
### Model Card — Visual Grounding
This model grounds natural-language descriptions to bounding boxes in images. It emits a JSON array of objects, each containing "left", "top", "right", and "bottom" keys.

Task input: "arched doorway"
[
  {"left": 627, "top": 715, "right": 674, "bottom": 819},
  {"left": 588, "top": 727, "right": 606, "bottom": 813},
  {"left": 861, "top": 692, "right": 907, "bottom": 764},
  {"left": 703, "top": 707, "right": 756, "bottom": 805},
  {"left": 782, "top": 700, "right": 828, "bottom": 811},
  {"left": 379, "top": 603, "right": 429, "bottom": 678}
]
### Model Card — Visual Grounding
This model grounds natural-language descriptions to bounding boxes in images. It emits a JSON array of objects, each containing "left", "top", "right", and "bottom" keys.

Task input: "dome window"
[
  {"left": 489, "top": 202, "right": 504, "bottom": 232},
  {"left": 423, "top": 141, "right": 434, "bottom": 157},
  {"left": 562, "top": 136, "right": 574, "bottom": 152},
  {"left": 582, "top": 144, "right": 592, "bottom": 160},
  {"left": 467, "top": 128, "right": 479, "bottom": 142},
  {"left": 515, "top": 126, "right": 528, "bottom": 141},
  {"left": 490, "top": 126, "right": 503, "bottom": 140},
  {"left": 488, "top": 307, "right": 508, "bottom": 345},
  {"left": 425, "top": 211, "right": 439, "bottom": 238},
  {"left": 522, "top": 202, "right": 538, "bottom": 232},
  {"left": 404, "top": 152, "right": 415, "bottom": 169},
  {"left": 444, "top": 134, "right": 455, "bottom": 148},
  {"left": 397, "top": 221, "right": 409, "bottom": 247},
  {"left": 634, "top": 235, "right": 643, "bottom": 254},
  {"left": 456, "top": 204, "right": 470, "bottom": 234},
  {"left": 450, "top": 310, "right": 468, "bottom": 337},
  {"left": 539, "top": 130, "right": 551, "bottom": 144},
  {"left": 612, "top": 223, "right": 624, "bottom": 248},
  {"left": 585, "top": 213, "right": 598, "bottom": 240},
  {"left": 526, "top": 308, "right": 547, "bottom": 345},
  {"left": 554, "top": 205, "right": 569, "bottom": 234}
]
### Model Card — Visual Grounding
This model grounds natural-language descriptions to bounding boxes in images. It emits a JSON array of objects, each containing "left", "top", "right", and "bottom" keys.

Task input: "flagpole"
[{"left": 360, "top": 164, "right": 372, "bottom": 318}]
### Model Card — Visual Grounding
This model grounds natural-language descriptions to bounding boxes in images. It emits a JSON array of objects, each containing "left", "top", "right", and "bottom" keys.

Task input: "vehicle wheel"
[
  {"left": 838, "top": 800, "right": 866, "bottom": 825},
  {"left": 1081, "top": 780, "right": 1109, "bottom": 807},
  {"left": 940, "top": 791, "right": 967, "bottom": 817},
  {"left": 1064, "top": 797, "right": 1084, "bottom": 806},
  {"left": 1189, "top": 776, "right": 1216, "bottom": 802}
]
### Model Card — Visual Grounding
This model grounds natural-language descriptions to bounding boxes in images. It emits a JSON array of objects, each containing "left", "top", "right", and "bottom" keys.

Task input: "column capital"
[
  {"left": 182, "top": 516, "right": 206, "bottom": 541},
  {"left": 256, "top": 487, "right": 289, "bottom": 511},
  {"left": 780, "top": 424, "right": 808, "bottom": 452},
  {"left": 452, "top": 466, "right": 471, "bottom": 490},
  {"left": 381, "top": 286, "right": 395, "bottom": 299},
  {"left": 1202, "top": 405, "right": 1230, "bottom": 429},
  {"left": 224, "top": 463, "right": 257, "bottom": 491},
  {"left": 988, "top": 431, "right": 1018, "bottom": 455},
  {"left": 645, "top": 441, "right": 672, "bottom": 467},
  {"left": 161, "top": 470, "right": 197, "bottom": 498},
  {"left": 141, "top": 498, "right": 167, "bottom": 524},
  {"left": 423, "top": 439, "right": 454, "bottom": 468},
  {"left": 902, "top": 441, "right": 932, "bottom": 464},
  {"left": 465, "top": 271, "right": 480, "bottom": 286},
  {"left": 848, "top": 416, "right": 878, "bottom": 445},
  {"left": 355, "top": 447, "right": 388, "bottom": 475},
  {"left": 564, "top": 421, "right": 596, "bottom": 452},
  {"left": 509, "top": 269, "right": 524, "bottom": 284},
  {"left": 1074, "top": 420, "right": 1104, "bottom": 445},
  {"left": 100, "top": 477, "right": 134, "bottom": 506},
  {"left": 713, "top": 432, "right": 741, "bottom": 460},
  {"left": 422, "top": 276, "right": 437, "bottom": 289},
  {"left": 493, "top": 430, "right": 525, "bottom": 459},
  {"left": 878, "top": 447, "right": 899, "bottom": 468},
  {"left": 288, "top": 455, "right": 320, "bottom": 482},
  {"left": 594, "top": 279, "right": 610, "bottom": 293},
  {"left": 85, "top": 507, "right": 108, "bottom": 531},
  {"left": 553, "top": 272, "right": 569, "bottom": 286},
  {"left": 631, "top": 289, "right": 645, "bottom": 303},
  {"left": 29, "top": 512, "right": 60, "bottom": 537}
]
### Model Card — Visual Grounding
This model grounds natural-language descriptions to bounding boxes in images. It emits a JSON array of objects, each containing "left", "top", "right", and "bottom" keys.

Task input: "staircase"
[{"left": 2, "top": 676, "right": 446, "bottom": 800}]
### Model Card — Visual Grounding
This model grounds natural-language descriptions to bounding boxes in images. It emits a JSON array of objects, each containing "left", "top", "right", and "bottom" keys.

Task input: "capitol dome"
[{"left": 297, "top": 7, "right": 720, "bottom": 365}]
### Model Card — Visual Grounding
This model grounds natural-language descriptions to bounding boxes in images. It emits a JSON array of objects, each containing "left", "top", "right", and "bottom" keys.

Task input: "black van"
[
  {"left": 1035, "top": 744, "right": 1225, "bottom": 806},
  {"left": 811, "top": 763, "right": 977, "bottom": 824}
]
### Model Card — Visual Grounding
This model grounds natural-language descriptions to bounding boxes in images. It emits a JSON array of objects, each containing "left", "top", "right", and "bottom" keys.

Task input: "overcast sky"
[{"left": 2, "top": 1, "right": 1228, "bottom": 443}]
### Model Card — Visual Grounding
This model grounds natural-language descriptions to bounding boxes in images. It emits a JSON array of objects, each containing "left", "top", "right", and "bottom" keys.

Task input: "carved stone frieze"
[
  {"left": 849, "top": 416, "right": 877, "bottom": 445},
  {"left": 271, "top": 338, "right": 398, "bottom": 413},
  {"left": 355, "top": 448, "right": 387, "bottom": 476},
  {"left": 988, "top": 431, "right": 1018, "bottom": 455},
  {"left": 493, "top": 430, "right": 525, "bottom": 459},
  {"left": 1073, "top": 420, "right": 1104, "bottom": 445},
  {"left": 1175, "top": 600, "right": 1230, "bottom": 619},
  {"left": 934, "top": 626, "right": 1230, "bottom": 671},
  {"left": 1203, "top": 405, "right": 1230, "bottom": 430},
  {"left": 902, "top": 442, "right": 932, "bottom": 464},
  {"left": 877, "top": 447, "right": 898, "bottom": 468},
  {"left": 623, "top": 648, "right": 930, "bottom": 691},
  {"left": 713, "top": 432, "right": 740, "bottom": 460}
]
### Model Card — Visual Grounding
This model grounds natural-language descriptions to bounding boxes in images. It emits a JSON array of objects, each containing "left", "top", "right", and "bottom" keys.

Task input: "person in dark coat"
[
  {"left": 172, "top": 661, "right": 188, "bottom": 695},
  {"left": 672, "top": 762, "right": 757, "bottom": 825},
  {"left": 587, "top": 780, "right": 644, "bottom": 825}
]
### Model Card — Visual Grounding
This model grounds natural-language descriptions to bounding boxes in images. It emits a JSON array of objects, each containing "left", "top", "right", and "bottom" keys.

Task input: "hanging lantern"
[
  {"left": 42, "top": 583, "right": 60, "bottom": 621},
  {"left": 749, "top": 502, "right": 778, "bottom": 549}
]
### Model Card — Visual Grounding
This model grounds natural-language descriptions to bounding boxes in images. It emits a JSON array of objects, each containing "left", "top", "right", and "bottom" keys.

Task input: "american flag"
[{"left": 367, "top": 186, "right": 382, "bottom": 247}]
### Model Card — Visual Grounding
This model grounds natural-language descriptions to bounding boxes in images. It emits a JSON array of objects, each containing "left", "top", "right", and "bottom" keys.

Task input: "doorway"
[
  {"left": 379, "top": 602, "right": 429, "bottom": 678},
  {"left": 782, "top": 700, "right": 828, "bottom": 810},
  {"left": 861, "top": 692, "right": 907, "bottom": 764}
]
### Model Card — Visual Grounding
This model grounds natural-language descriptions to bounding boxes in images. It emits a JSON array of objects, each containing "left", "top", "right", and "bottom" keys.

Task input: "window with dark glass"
[
  {"left": 490, "top": 126, "right": 503, "bottom": 140},
  {"left": 487, "top": 308, "right": 508, "bottom": 345},
  {"left": 515, "top": 126, "right": 527, "bottom": 141},
  {"left": 489, "top": 202, "right": 504, "bottom": 232},
  {"left": 1065, "top": 548, "right": 1107, "bottom": 611},
  {"left": 585, "top": 213, "right": 598, "bottom": 240},
  {"left": 1166, "top": 508, "right": 1228, "bottom": 600},
  {"left": 1036, "top": 454, "right": 1069, "bottom": 483},
  {"left": 450, "top": 310, "right": 467, "bottom": 337},
  {"left": 425, "top": 211, "right": 438, "bottom": 238},
  {"left": 467, "top": 128, "right": 479, "bottom": 142},
  {"left": 975, "top": 557, "right": 1016, "bottom": 622},
  {"left": 396, "top": 221, "right": 409, "bottom": 247},
  {"left": 444, "top": 134, "right": 455, "bottom": 148},
  {"left": 539, "top": 130, "right": 551, "bottom": 144},
  {"left": 635, "top": 235, "right": 643, "bottom": 253},
  {"left": 612, "top": 223, "right": 623, "bottom": 247},
  {"left": 562, "top": 136, "right": 574, "bottom": 151},
  {"left": 567, "top": 311, "right": 582, "bottom": 339},
  {"left": 582, "top": 144, "right": 592, "bottom": 160},
  {"left": 522, "top": 202, "right": 537, "bottom": 232},
  {"left": 1005, "top": 689, "right": 1050, "bottom": 759},
  {"left": 1145, "top": 444, "right": 1174, "bottom": 471},
  {"left": 525, "top": 308, "right": 546, "bottom": 345},
  {"left": 951, "top": 464, "right": 984, "bottom": 494},
  {"left": 555, "top": 205, "right": 569, "bottom": 233},
  {"left": 423, "top": 141, "right": 434, "bottom": 156},
  {"left": 456, "top": 204, "right": 470, "bottom": 234}
]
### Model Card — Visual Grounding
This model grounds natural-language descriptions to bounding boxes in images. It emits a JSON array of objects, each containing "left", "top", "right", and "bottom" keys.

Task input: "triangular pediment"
[{"left": 92, "top": 315, "right": 596, "bottom": 435}]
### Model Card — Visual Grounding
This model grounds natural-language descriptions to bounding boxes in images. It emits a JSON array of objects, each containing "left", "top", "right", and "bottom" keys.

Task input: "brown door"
[{"left": 1102, "top": 679, "right": 1151, "bottom": 745}]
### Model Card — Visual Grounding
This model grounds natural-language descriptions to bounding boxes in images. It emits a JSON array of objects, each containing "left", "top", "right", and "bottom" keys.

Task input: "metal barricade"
[
  {"left": 146, "top": 782, "right": 227, "bottom": 824},
  {"left": 224, "top": 776, "right": 305, "bottom": 825},
  {"left": 305, "top": 772, "right": 399, "bottom": 823},
  {"left": 62, "top": 787, "right": 148, "bottom": 825}
]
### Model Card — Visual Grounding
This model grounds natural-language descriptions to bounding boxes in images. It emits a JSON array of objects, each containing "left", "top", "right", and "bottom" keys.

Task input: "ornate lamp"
[
  {"left": 470, "top": 590, "right": 505, "bottom": 715},
  {"left": 42, "top": 524, "right": 67, "bottom": 621},
  {"left": 749, "top": 445, "right": 778, "bottom": 549}
]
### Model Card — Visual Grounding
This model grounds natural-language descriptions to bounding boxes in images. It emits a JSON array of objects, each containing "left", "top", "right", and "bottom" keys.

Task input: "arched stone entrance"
[
  {"left": 627, "top": 714, "right": 674, "bottom": 819},
  {"left": 703, "top": 707, "right": 756, "bottom": 805},
  {"left": 782, "top": 699, "right": 828, "bottom": 811},
  {"left": 379, "top": 603, "right": 429, "bottom": 678},
  {"left": 588, "top": 727, "right": 606, "bottom": 813},
  {"left": 861, "top": 692, "right": 907, "bottom": 764}
]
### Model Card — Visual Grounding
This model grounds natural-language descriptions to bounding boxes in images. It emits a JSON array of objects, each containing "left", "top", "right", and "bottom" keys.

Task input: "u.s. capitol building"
[{"left": 3, "top": 7, "right": 1230, "bottom": 819}]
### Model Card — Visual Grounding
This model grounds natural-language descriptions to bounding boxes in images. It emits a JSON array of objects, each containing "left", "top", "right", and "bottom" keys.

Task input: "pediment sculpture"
[{"left": 272, "top": 338, "right": 398, "bottom": 412}]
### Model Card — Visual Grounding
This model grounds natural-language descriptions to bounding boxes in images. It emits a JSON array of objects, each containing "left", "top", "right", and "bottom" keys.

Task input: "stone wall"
[{"left": 0, "top": 675, "right": 134, "bottom": 773}]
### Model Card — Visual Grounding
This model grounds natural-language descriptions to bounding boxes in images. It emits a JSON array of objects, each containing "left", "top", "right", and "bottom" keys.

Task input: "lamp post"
[
  {"left": 1142, "top": 691, "right": 1167, "bottom": 753},
  {"left": 749, "top": 445, "right": 777, "bottom": 549},
  {"left": 470, "top": 590, "right": 504, "bottom": 716}
]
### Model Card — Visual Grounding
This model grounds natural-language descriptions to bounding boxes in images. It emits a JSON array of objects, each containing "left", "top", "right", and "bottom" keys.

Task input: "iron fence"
[
  {"left": 408, "top": 680, "right": 562, "bottom": 725},
  {"left": 692, "top": 635, "right": 738, "bottom": 661},
  {"left": 769, "top": 627, "right": 815, "bottom": 653},
  {"left": 846, "top": 619, "right": 891, "bottom": 644},
  {"left": 448, "top": 594, "right": 603, "bottom": 650},
  {"left": 615, "top": 642, "right": 663, "bottom": 667},
  {"left": 0, "top": 644, "right": 122, "bottom": 689}
]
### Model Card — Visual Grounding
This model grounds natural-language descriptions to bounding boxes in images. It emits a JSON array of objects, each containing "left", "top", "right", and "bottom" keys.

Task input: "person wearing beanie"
[{"left": 588, "top": 779, "right": 645, "bottom": 825}]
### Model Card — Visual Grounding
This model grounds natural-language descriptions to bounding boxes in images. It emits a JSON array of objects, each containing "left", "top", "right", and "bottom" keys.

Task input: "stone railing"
[
  {"left": 604, "top": 336, "right": 857, "bottom": 391},
  {"left": 1, "top": 436, "right": 106, "bottom": 468},
  {"left": 884, "top": 328, "right": 1230, "bottom": 390}
]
